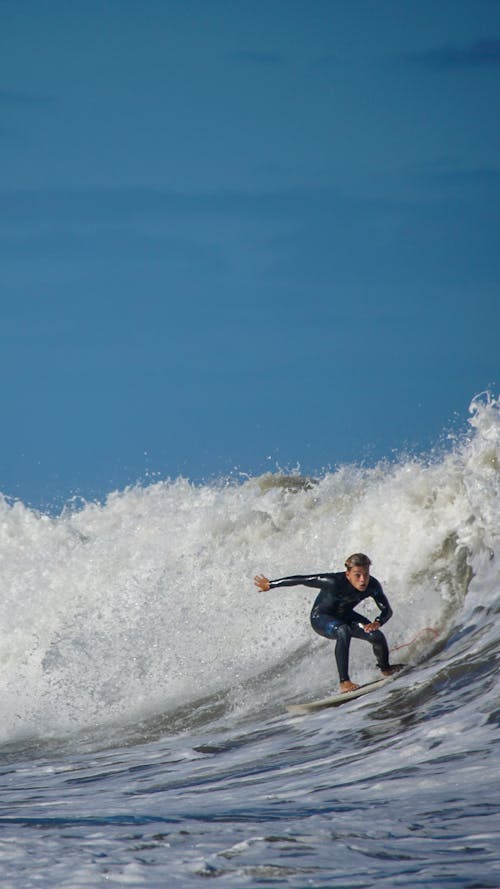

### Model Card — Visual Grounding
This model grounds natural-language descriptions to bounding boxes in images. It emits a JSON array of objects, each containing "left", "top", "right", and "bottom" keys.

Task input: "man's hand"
[
  {"left": 254, "top": 574, "right": 271, "bottom": 592},
  {"left": 363, "top": 620, "right": 381, "bottom": 633}
]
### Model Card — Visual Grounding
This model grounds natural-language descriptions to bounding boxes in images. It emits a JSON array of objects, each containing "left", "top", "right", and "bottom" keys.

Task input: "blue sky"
[{"left": 1, "top": 0, "right": 499, "bottom": 508}]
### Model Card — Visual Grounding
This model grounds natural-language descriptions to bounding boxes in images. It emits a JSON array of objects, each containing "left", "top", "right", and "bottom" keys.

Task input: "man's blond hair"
[{"left": 345, "top": 553, "right": 371, "bottom": 570}]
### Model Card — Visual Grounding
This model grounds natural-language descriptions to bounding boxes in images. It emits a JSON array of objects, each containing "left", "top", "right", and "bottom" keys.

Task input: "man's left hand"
[{"left": 363, "top": 621, "right": 381, "bottom": 633}]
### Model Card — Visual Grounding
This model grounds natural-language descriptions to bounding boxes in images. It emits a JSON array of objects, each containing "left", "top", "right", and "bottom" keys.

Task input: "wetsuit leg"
[
  {"left": 347, "top": 613, "right": 390, "bottom": 671},
  {"left": 310, "top": 610, "right": 352, "bottom": 682},
  {"left": 310, "top": 609, "right": 391, "bottom": 680}
]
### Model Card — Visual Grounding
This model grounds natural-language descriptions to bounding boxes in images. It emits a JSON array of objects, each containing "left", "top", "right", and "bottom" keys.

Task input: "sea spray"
[{"left": 0, "top": 395, "right": 498, "bottom": 741}]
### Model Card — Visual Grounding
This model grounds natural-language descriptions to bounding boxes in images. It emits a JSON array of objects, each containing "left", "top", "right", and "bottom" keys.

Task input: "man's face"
[{"left": 346, "top": 565, "right": 370, "bottom": 592}]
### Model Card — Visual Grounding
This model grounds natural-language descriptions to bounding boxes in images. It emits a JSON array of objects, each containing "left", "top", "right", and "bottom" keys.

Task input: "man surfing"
[{"left": 254, "top": 553, "right": 403, "bottom": 693}]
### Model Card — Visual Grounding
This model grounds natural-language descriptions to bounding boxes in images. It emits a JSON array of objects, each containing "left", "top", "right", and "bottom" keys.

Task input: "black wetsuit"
[{"left": 268, "top": 571, "right": 393, "bottom": 683}]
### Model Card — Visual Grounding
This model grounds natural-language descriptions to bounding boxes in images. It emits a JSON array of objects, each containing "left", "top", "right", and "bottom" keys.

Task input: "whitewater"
[{"left": 0, "top": 394, "right": 498, "bottom": 888}]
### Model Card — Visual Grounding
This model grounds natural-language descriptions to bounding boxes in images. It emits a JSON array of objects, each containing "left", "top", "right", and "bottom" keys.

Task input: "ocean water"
[{"left": 0, "top": 394, "right": 499, "bottom": 888}]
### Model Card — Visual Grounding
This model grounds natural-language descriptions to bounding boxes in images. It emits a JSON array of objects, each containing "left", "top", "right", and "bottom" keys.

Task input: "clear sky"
[{"left": 1, "top": 0, "right": 499, "bottom": 509}]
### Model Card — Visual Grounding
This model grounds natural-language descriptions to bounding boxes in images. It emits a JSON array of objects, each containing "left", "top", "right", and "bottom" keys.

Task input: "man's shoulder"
[
  {"left": 321, "top": 570, "right": 347, "bottom": 588},
  {"left": 368, "top": 575, "right": 383, "bottom": 593},
  {"left": 315, "top": 571, "right": 343, "bottom": 587},
  {"left": 324, "top": 571, "right": 344, "bottom": 583}
]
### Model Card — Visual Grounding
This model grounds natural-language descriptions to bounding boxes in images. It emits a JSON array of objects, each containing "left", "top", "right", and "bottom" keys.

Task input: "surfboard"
[{"left": 286, "top": 676, "right": 395, "bottom": 714}]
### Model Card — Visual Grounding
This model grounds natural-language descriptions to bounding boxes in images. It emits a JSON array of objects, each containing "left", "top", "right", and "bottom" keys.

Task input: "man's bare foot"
[
  {"left": 340, "top": 680, "right": 360, "bottom": 693},
  {"left": 381, "top": 664, "right": 404, "bottom": 676}
]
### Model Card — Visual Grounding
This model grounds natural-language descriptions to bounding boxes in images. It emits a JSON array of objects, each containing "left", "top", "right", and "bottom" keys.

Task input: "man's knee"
[{"left": 335, "top": 623, "right": 351, "bottom": 644}]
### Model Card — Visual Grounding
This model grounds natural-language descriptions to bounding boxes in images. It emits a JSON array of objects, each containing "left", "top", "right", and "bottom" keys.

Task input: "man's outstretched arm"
[{"left": 254, "top": 573, "right": 330, "bottom": 592}]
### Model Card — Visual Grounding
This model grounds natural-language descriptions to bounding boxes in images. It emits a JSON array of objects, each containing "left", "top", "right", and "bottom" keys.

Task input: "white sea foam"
[{"left": 0, "top": 395, "right": 498, "bottom": 742}]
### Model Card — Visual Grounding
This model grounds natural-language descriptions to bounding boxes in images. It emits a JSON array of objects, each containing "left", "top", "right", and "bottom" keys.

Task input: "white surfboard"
[{"left": 286, "top": 676, "right": 395, "bottom": 714}]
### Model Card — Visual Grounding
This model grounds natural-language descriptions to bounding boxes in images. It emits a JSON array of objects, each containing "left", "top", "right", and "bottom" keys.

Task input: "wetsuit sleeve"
[
  {"left": 371, "top": 581, "right": 393, "bottom": 626},
  {"left": 268, "top": 574, "right": 331, "bottom": 591}
]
